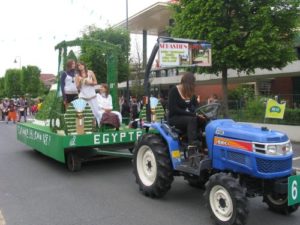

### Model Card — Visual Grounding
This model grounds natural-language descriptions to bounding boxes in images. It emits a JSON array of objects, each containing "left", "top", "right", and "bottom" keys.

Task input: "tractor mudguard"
[
  {"left": 273, "top": 177, "right": 288, "bottom": 195},
  {"left": 160, "top": 123, "right": 179, "bottom": 139},
  {"left": 146, "top": 122, "right": 182, "bottom": 169}
]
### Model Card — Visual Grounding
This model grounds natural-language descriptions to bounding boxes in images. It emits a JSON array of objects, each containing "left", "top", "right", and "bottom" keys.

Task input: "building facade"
[{"left": 115, "top": 1, "right": 300, "bottom": 107}]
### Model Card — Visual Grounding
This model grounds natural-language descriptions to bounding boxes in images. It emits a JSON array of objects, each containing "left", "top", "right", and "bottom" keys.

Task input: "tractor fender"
[{"left": 145, "top": 122, "right": 182, "bottom": 169}]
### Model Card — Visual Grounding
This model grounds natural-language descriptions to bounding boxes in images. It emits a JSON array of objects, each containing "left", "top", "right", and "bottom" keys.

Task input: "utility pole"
[{"left": 126, "top": 0, "right": 130, "bottom": 102}]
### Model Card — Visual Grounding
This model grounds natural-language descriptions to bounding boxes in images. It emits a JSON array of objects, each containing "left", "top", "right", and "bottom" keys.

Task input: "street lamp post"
[
  {"left": 14, "top": 56, "right": 22, "bottom": 69},
  {"left": 125, "top": 0, "right": 130, "bottom": 102}
]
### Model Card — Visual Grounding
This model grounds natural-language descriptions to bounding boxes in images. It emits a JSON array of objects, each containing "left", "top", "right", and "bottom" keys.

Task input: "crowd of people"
[
  {"left": 119, "top": 96, "right": 144, "bottom": 120},
  {"left": 0, "top": 97, "right": 42, "bottom": 124}
]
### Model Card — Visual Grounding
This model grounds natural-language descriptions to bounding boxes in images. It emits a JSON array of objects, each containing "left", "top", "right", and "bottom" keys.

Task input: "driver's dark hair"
[{"left": 180, "top": 72, "right": 195, "bottom": 99}]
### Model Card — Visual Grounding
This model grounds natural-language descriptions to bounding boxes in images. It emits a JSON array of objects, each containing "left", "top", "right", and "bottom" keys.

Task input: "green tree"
[
  {"left": 0, "top": 77, "right": 5, "bottom": 97},
  {"left": 80, "top": 25, "right": 130, "bottom": 84},
  {"left": 4, "top": 69, "right": 23, "bottom": 98},
  {"left": 21, "top": 66, "right": 42, "bottom": 97},
  {"left": 170, "top": 0, "right": 300, "bottom": 116}
]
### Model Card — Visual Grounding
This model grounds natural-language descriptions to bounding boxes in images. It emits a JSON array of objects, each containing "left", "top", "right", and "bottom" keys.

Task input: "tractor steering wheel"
[
  {"left": 195, "top": 103, "right": 221, "bottom": 120},
  {"left": 195, "top": 106, "right": 209, "bottom": 120}
]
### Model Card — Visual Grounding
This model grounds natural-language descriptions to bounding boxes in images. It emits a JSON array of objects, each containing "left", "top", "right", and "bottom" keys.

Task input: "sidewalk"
[
  {"left": 243, "top": 122, "right": 300, "bottom": 143},
  {"left": 0, "top": 115, "right": 34, "bottom": 124}
]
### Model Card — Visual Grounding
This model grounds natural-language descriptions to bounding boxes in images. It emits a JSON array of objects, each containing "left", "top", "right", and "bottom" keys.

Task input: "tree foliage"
[
  {"left": 79, "top": 26, "right": 130, "bottom": 84},
  {"left": 170, "top": 0, "right": 300, "bottom": 115},
  {"left": 0, "top": 77, "right": 5, "bottom": 97},
  {"left": 4, "top": 69, "right": 23, "bottom": 97},
  {"left": 2, "top": 66, "right": 46, "bottom": 98},
  {"left": 21, "top": 65, "right": 43, "bottom": 97}
]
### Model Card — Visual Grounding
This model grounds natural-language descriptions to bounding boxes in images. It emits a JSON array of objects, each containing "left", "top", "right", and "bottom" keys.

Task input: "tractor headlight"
[
  {"left": 266, "top": 145, "right": 277, "bottom": 155},
  {"left": 281, "top": 141, "right": 293, "bottom": 154},
  {"left": 266, "top": 141, "right": 293, "bottom": 155}
]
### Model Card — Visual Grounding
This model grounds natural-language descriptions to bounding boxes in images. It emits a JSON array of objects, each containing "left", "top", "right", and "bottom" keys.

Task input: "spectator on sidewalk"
[
  {"left": 121, "top": 99, "right": 130, "bottom": 118},
  {"left": 7, "top": 99, "right": 17, "bottom": 124},
  {"left": 0, "top": 99, "right": 4, "bottom": 121},
  {"left": 18, "top": 96, "right": 27, "bottom": 122},
  {"left": 130, "top": 97, "right": 139, "bottom": 120},
  {"left": 207, "top": 94, "right": 218, "bottom": 104}
]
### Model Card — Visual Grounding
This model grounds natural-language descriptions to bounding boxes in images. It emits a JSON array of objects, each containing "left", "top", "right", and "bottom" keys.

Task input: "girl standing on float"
[
  {"left": 60, "top": 59, "right": 78, "bottom": 110},
  {"left": 75, "top": 61, "right": 101, "bottom": 125}
]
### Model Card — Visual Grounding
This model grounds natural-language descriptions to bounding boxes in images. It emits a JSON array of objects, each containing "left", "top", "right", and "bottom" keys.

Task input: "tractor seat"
[{"left": 160, "top": 123, "right": 185, "bottom": 139}]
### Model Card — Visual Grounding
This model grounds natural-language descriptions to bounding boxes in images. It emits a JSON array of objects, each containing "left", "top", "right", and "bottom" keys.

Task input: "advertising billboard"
[{"left": 158, "top": 42, "right": 212, "bottom": 68}]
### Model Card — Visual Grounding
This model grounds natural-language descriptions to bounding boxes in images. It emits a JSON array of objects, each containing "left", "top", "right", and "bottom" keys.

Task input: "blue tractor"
[{"left": 132, "top": 37, "right": 299, "bottom": 225}]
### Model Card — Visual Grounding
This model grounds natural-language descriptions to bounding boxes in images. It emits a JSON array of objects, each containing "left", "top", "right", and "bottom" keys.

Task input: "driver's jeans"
[{"left": 169, "top": 115, "right": 201, "bottom": 146}]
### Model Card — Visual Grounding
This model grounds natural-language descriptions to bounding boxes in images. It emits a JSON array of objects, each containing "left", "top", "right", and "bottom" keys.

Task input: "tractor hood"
[{"left": 206, "top": 119, "right": 289, "bottom": 143}]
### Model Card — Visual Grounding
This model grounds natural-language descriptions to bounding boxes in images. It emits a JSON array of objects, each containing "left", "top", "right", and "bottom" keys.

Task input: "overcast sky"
[{"left": 0, "top": 0, "right": 167, "bottom": 77}]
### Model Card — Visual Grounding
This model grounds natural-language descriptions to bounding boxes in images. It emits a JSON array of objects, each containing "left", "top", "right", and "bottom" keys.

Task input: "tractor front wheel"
[
  {"left": 133, "top": 133, "right": 173, "bottom": 198},
  {"left": 263, "top": 193, "right": 299, "bottom": 215},
  {"left": 204, "top": 173, "right": 248, "bottom": 225}
]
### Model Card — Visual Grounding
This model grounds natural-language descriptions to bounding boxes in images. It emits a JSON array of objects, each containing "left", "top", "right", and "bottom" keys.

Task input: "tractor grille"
[
  {"left": 256, "top": 158, "right": 291, "bottom": 173},
  {"left": 228, "top": 151, "right": 246, "bottom": 165},
  {"left": 253, "top": 143, "right": 266, "bottom": 154}
]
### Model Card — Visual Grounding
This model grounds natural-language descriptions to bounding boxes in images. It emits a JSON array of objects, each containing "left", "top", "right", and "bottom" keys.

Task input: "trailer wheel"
[
  {"left": 204, "top": 173, "right": 248, "bottom": 225},
  {"left": 133, "top": 133, "right": 173, "bottom": 198},
  {"left": 66, "top": 151, "right": 82, "bottom": 172},
  {"left": 263, "top": 193, "right": 299, "bottom": 215}
]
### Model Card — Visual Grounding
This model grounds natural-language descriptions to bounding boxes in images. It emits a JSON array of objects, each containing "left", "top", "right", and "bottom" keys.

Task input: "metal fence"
[{"left": 225, "top": 94, "right": 300, "bottom": 126}]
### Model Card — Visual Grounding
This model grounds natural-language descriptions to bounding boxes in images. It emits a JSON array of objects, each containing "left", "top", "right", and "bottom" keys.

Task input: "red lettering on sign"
[{"left": 160, "top": 43, "right": 188, "bottom": 49}]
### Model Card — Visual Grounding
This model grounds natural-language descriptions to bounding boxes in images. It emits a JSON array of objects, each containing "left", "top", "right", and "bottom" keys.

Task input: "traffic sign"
[{"left": 288, "top": 175, "right": 300, "bottom": 206}]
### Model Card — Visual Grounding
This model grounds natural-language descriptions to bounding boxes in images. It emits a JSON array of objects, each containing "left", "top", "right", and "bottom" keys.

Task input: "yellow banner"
[{"left": 265, "top": 99, "right": 286, "bottom": 119}]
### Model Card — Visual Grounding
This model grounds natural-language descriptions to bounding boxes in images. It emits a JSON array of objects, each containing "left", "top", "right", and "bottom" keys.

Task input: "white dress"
[
  {"left": 96, "top": 93, "right": 122, "bottom": 124},
  {"left": 78, "top": 71, "right": 101, "bottom": 124}
]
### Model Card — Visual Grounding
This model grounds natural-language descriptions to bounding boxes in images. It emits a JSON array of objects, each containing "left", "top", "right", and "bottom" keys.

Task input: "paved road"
[{"left": 0, "top": 123, "right": 300, "bottom": 225}]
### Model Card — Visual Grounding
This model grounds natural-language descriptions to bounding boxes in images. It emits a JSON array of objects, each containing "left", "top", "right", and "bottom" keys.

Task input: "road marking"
[
  {"left": 293, "top": 156, "right": 300, "bottom": 161},
  {"left": 0, "top": 210, "right": 6, "bottom": 225}
]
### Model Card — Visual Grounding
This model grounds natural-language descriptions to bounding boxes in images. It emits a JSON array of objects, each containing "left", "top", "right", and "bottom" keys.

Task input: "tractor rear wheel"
[
  {"left": 133, "top": 133, "right": 173, "bottom": 198},
  {"left": 204, "top": 173, "right": 248, "bottom": 225}
]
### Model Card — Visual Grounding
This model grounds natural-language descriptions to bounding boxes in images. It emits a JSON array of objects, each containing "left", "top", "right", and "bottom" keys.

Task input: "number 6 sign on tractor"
[{"left": 288, "top": 175, "right": 300, "bottom": 206}]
